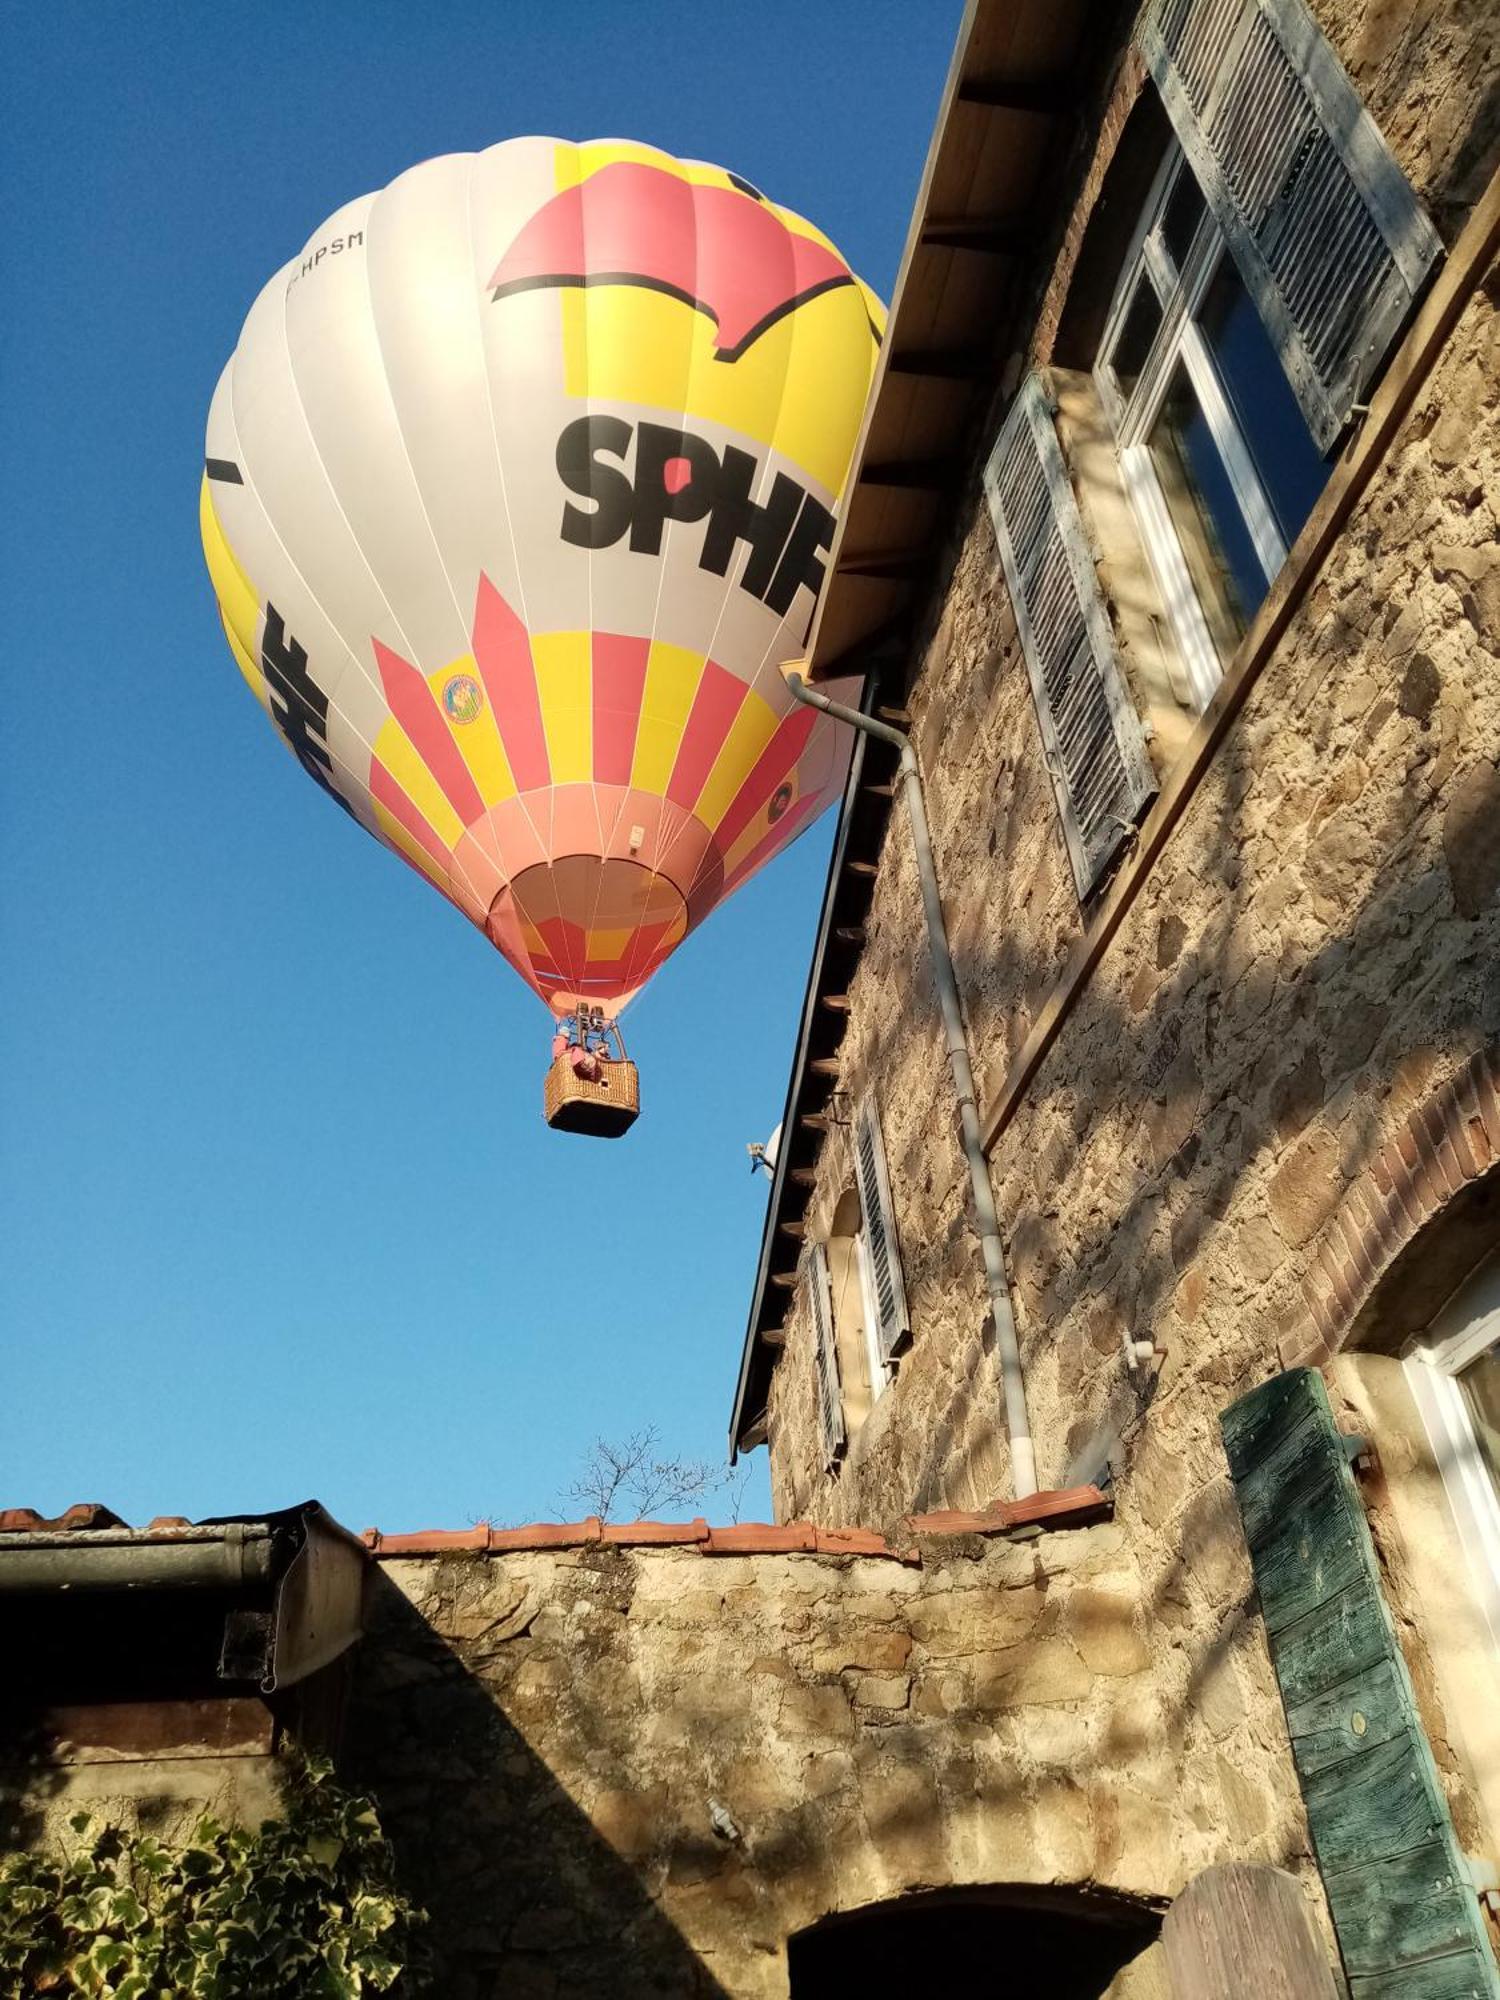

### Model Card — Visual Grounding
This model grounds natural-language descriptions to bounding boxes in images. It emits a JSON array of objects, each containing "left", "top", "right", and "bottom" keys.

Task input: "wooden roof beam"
[
  {"left": 836, "top": 547, "right": 931, "bottom": 579},
  {"left": 956, "top": 76, "right": 1075, "bottom": 116},
  {"left": 886, "top": 346, "right": 991, "bottom": 380},
  {"left": 920, "top": 216, "right": 1034, "bottom": 254},
  {"left": 859, "top": 456, "right": 961, "bottom": 489}
]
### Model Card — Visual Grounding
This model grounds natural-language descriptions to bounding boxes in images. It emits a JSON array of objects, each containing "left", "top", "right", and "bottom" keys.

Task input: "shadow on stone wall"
[
  {"left": 341, "top": 1570, "right": 731, "bottom": 2000},
  {"left": 0, "top": 1717, "right": 67, "bottom": 1850},
  {"left": 894, "top": 435, "right": 1500, "bottom": 1521}
]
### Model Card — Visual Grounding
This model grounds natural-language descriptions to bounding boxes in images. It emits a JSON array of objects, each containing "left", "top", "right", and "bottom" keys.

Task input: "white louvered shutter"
[
  {"left": 1140, "top": 0, "right": 1442, "bottom": 452},
  {"left": 983, "top": 373, "right": 1157, "bottom": 901},
  {"left": 854, "top": 1096, "right": 910, "bottom": 1365},
  {"left": 806, "top": 1242, "right": 845, "bottom": 1471}
]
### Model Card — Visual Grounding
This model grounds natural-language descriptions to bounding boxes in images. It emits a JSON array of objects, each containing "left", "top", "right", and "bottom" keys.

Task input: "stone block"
[
  {"left": 778, "top": 1684, "right": 854, "bottom": 1738},
  {"left": 1267, "top": 1128, "right": 1343, "bottom": 1247},
  {"left": 589, "top": 1785, "right": 670, "bottom": 1861},
  {"left": 850, "top": 1673, "right": 911, "bottom": 1711},
  {"left": 1064, "top": 1588, "right": 1151, "bottom": 1678},
  {"left": 970, "top": 1637, "right": 1093, "bottom": 1707},
  {"left": 907, "top": 1582, "right": 1047, "bottom": 1657},
  {"left": 809, "top": 1629, "right": 912, "bottom": 1674}
]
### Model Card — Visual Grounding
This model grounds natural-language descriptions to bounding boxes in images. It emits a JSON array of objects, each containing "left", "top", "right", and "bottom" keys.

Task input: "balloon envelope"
[{"left": 202, "top": 139, "right": 882, "bottom": 1014}]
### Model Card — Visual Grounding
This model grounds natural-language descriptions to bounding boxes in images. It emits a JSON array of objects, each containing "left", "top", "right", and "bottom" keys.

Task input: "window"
[
  {"left": 1096, "top": 140, "right": 1329, "bottom": 706},
  {"left": 1404, "top": 1250, "right": 1500, "bottom": 1659},
  {"left": 987, "top": 0, "right": 1440, "bottom": 901},
  {"left": 805, "top": 1241, "right": 846, "bottom": 1475},
  {"left": 853, "top": 1094, "right": 910, "bottom": 1366},
  {"left": 811, "top": 1189, "right": 892, "bottom": 1460}
]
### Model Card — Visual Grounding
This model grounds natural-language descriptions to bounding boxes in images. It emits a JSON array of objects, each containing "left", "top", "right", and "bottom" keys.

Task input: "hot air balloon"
[{"left": 201, "top": 138, "right": 882, "bottom": 1135}]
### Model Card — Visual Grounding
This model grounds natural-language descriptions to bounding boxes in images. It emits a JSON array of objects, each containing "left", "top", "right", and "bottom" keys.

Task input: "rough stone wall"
[
  {"left": 340, "top": 1531, "right": 1295, "bottom": 1999},
  {"left": 0, "top": 1699, "right": 284, "bottom": 1853},
  {"left": 759, "top": 0, "right": 1500, "bottom": 1953},
  {"left": 768, "top": 0, "right": 1500, "bottom": 1537}
]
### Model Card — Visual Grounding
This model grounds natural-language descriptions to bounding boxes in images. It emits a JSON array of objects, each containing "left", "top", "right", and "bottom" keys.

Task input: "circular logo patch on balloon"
[
  {"left": 442, "top": 674, "right": 485, "bottom": 725},
  {"left": 768, "top": 782, "right": 794, "bottom": 824}
]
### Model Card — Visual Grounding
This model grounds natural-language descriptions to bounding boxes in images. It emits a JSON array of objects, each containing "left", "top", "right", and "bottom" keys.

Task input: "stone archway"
[{"left": 787, "top": 1884, "right": 1162, "bottom": 1997}]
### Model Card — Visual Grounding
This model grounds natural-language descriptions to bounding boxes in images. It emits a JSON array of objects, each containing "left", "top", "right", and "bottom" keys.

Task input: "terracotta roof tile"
[
  {"left": 374, "top": 1525, "right": 491, "bottom": 1557},
  {"left": 703, "top": 1523, "right": 819, "bottom": 1555},
  {"left": 328, "top": 1488, "right": 1114, "bottom": 1568},
  {"left": 0, "top": 1503, "right": 126, "bottom": 1534},
  {"left": 905, "top": 1508, "right": 1007, "bottom": 1536},
  {"left": 488, "top": 1519, "right": 603, "bottom": 1552},
  {"left": 601, "top": 1519, "right": 710, "bottom": 1546},
  {"left": 813, "top": 1526, "right": 907, "bottom": 1559}
]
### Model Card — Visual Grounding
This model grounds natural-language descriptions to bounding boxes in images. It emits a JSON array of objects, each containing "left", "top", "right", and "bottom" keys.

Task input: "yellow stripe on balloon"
[
  {"left": 556, "top": 284, "right": 872, "bottom": 493},
  {"left": 531, "top": 630, "right": 591, "bottom": 784},
  {"left": 218, "top": 609, "right": 271, "bottom": 715},
  {"left": 587, "top": 925, "right": 638, "bottom": 963},
  {"left": 372, "top": 800, "right": 451, "bottom": 892},
  {"left": 425, "top": 655, "right": 516, "bottom": 807},
  {"left": 631, "top": 642, "right": 702, "bottom": 796},
  {"left": 372, "top": 720, "right": 467, "bottom": 849},
  {"left": 693, "top": 687, "right": 780, "bottom": 833},
  {"left": 200, "top": 480, "right": 266, "bottom": 701}
]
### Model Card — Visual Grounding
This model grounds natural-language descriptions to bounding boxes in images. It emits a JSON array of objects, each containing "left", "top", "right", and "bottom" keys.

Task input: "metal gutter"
[
  {"left": 784, "top": 674, "right": 1037, "bottom": 1497},
  {"left": 0, "top": 1500, "right": 370, "bottom": 1691},
  {"left": 0, "top": 1531, "right": 274, "bottom": 1593}
]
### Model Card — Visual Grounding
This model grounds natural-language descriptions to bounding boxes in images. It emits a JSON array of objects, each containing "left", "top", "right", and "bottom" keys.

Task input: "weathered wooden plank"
[
  {"left": 1222, "top": 1368, "right": 1500, "bottom": 1998},
  {"left": 1162, "top": 1862, "right": 1341, "bottom": 1999},
  {"left": 1302, "top": 1735, "right": 1449, "bottom": 1870},
  {"left": 1286, "top": 1658, "right": 1413, "bottom": 1776},
  {"left": 1352, "top": 1949, "right": 1500, "bottom": 1998},
  {"left": 1323, "top": 1844, "right": 1482, "bottom": 1977},
  {"left": 1232, "top": 1412, "right": 1351, "bottom": 1550},
  {"left": 1221, "top": 1368, "right": 1324, "bottom": 1477},
  {"left": 1270, "top": 1584, "right": 1390, "bottom": 1710},
  {"left": 1251, "top": 1475, "right": 1368, "bottom": 1632}
]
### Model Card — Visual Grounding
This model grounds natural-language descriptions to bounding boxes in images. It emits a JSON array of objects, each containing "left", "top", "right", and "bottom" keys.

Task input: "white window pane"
[
  {"left": 1197, "top": 255, "right": 1329, "bottom": 546},
  {"left": 1147, "top": 362, "right": 1264, "bottom": 657},
  {"left": 1459, "top": 1347, "right": 1500, "bottom": 1493}
]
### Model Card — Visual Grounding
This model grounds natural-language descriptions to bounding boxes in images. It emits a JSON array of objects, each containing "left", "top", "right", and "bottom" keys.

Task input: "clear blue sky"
[{"left": 0, "top": 2, "right": 960, "bottom": 1534}]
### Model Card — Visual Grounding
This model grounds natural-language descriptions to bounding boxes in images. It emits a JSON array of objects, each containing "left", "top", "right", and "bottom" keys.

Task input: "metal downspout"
[{"left": 784, "top": 671, "right": 1038, "bottom": 1499}]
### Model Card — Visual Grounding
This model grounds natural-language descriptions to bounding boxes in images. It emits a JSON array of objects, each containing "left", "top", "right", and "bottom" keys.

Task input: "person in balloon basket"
[{"left": 552, "top": 1017, "right": 610, "bottom": 1085}]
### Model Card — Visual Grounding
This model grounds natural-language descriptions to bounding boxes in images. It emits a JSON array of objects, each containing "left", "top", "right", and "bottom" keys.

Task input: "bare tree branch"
[{"left": 559, "top": 1425, "right": 734, "bottom": 1523}]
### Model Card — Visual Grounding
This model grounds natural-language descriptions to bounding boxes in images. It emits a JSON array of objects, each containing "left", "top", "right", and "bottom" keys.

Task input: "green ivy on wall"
[{"left": 0, "top": 1756, "right": 428, "bottom": 1998}]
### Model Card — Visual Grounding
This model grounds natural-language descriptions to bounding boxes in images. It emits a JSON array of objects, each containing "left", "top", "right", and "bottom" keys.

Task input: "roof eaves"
[{"left": 728, "top": 0, "right": 1121, "bottom": 1458}]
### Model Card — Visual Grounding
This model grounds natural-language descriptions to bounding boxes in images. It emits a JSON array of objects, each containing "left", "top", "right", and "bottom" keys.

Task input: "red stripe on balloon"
[
  {"left": 372, "top": 640, "right": 486, "bottom": 827},
  {"left": 472, "top": 574, "right": 550, "bottom": 793},
  {"left": 370, "top": 758, "right": 456, "bottom": 881},
  {"left": 711, "top": 705, "right": 816, "bottom": 852},
  {"left": 721, "top": 790, "right": 821, "bottom": 897},
  {"left": 591, "top": 633, "right": 649, "bottom": 785},
  {"left": 666, "top": 659, "right": 746, "bottom": 813}
]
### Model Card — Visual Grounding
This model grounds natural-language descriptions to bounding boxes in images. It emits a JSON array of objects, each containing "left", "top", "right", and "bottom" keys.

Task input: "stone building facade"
[
  {"left": 732, "top": 0, "right": 1500, "bottom": 1990},
  {"left": 7, "top": 5, "right": 1499, "bottom": 1996}
]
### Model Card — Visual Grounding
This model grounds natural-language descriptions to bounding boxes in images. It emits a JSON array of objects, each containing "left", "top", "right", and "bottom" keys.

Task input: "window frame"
[
  {"left": 1402, "top": 1251, "right": 1500, "bottom": 1663},
  {"left": 1095, "top": 141, "right": 1298, "bottom": 710},
  {"left": 853, "top": 1226, "right": 891, "bottom": 1410}
]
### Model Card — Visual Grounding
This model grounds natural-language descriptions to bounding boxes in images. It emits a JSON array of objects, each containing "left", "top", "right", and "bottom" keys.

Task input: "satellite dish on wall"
[{"left": 747, "top": 1120, "right": 782, "bottom": 1178}]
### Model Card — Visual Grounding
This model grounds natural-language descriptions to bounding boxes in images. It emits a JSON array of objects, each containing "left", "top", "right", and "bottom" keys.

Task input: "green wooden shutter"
[
  {"left": 1139, "top": 0, "right": 1443, "bottom": 452},
  {"left": 1222, "top": 1368, "right": 1500, "bottom": 1999},
  {"left": 983, "top": 372, "right": 1157, "bottom": 902},
  {"left": 806, "top": 1241, "right": 845, "bottom": 1473}
]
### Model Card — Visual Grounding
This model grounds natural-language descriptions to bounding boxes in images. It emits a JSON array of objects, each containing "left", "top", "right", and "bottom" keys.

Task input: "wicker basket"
[{"left": 543, "top": 1053, "right": 641, "bottom": 1138}]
